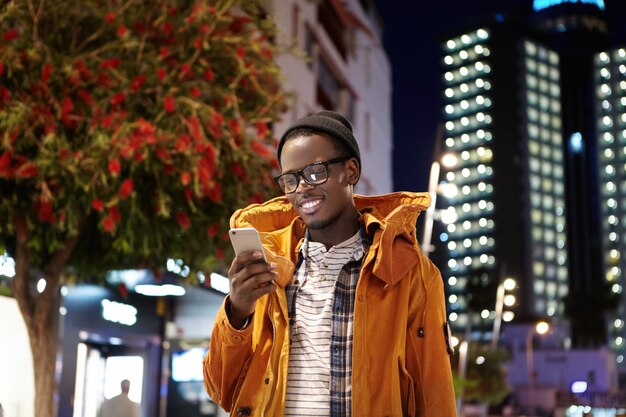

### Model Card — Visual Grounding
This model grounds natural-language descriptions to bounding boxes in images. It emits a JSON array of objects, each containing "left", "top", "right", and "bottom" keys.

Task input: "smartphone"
[{"left": 228, "top": 228, "right": 267, "bottom": 261}]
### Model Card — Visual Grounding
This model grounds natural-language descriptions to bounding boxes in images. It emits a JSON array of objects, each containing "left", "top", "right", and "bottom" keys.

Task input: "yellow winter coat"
[{"left": 203, "top": 192, "right": 457, "bottom": 417}]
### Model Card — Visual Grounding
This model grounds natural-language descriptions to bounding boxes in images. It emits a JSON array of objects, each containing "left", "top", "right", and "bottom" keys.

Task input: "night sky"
[{"left": 374, "top": 0, "right": 626, "bottom": 192}]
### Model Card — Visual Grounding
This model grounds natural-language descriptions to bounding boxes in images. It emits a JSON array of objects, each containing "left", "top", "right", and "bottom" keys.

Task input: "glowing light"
[
  {"left": 533, "top": 0, "right": 605, "bottom": 12},
  {"left": 135, "top": 284, "right": 186, "bottom": 297},
  {"left": 101, "top": 299, "right": 137, "bottom": 326}
]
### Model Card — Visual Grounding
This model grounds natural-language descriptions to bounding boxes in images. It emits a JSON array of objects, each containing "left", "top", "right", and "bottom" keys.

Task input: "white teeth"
[{"left": 301, "top": 200, "right": 320, "bottom": 209}]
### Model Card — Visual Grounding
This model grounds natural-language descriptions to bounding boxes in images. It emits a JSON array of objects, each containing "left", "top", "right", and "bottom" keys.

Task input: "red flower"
[
  {"left": 135, "top": 118, "right": 156, "bottom": 135},
  {"left": 155, "top": 148, "right": 170, "bottom": 162},
  {"left": 108, "top": 206, "right": 121, "bottom": 223},
  {"left": 103, "top": 216, "right": 116, "bottom": 233},
  {"left": 162, "top": 22, "right": 173, "bottom": 36},
  {"left": 228, "top": 118, "right": 241, "bottom": 135},
  {"left": 205, "top": 182, "right": 222, "bottom": 202},
  {"left": 160, "top": 47, "right": 169, "bottom": 58},
  {"left": 0, "top": 151, "right": 12, "bottom": 177},
  {"left": 78, "top": 89, "right": 95, "bottom": 105},
  {"left": 119, "top": 178, "right": 134, "bottom": 199},
  {"left": 92, "top": 199, "right": 104, "bottom": 212},
  {"left": 180, "top": 171, "right": 191, "bottom": 186},
  {"left": 3, "top": 29, "right": 18, "bottom": 41},
  {"left": 250, "top": 140, "right": 274, "bottom": 160},
  {"left": 249, "top": 191, "right": 264, "bottom": 204},
  {"left": 130, "top": 75, "right": 146, "bottom": 92},
  {"left": 108, "top": 159, "right": 121, "bottom": 176},
  {"left": 97, "top": 72, "right": 113, "bottom": 87},
  {"left": 110, "top": 92, "right": 125, "bottom": 106},
  {"left": 175, "top": 134, "right": 191, "bottom": 152},
  {"left": 164, "top": 95, "right": 175, "bottom": 113},
  {"left": 261, "top": 47, "right": 273, "bottom": 59},
  {"left": 157, "top": 68, "right": 167, "bottom": 81},
  {"left": 41, "top": 64, "right": 53, "bottom": 82},
  {"left": 116, "top": 25, "right": 128, "bottom": 37},
  {"left": 203, "top": 68, "right": 215, "bottom": 82},
  {"left": 184, "top": 188, "right": 193, "bottom": 201},
  {"left": 231, "top": 161, "right": 246, "bottom": 179},
  {"left": 190, "top": 86, "right": 201, "bottom": 98},
  {"left": 104, "top": 12, "right": 116, "bottom": 23},
  {"left": 0, "top": 87, "right": 11, "bottom": 104},
  {"left": 15, "top": 161, "right": 38, "bottom": 178},
  {"left": 207, "top": 223, "right": 219, "bottom": 237},
  {"left": 100, "top": 58, "right": 121, "bottom": 70},
  {"left": 180, "top": 63, "right": 191, "bottom": 78},
  {"left": 61, "top": 96, "right": 74, "bottom": 125},
  {"left": 256, "top": 121, "right": 269, "bottom": 138},
  {"left": 37, "top": 201, "right": 55, "bottom": 223},
  {"left": 176, "top": 212, "right": 191, "bottom": 230},
  {"left": 236, "top": 47, "right": 245, "bottom": 58}
]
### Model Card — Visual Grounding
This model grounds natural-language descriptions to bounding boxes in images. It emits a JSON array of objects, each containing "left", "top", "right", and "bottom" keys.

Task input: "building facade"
[
  {"left": 594, "top": 46, "right": 626, "bottom": 369},
  {"left": 271, "top": 0, "right": 393, "bottom": 194}
]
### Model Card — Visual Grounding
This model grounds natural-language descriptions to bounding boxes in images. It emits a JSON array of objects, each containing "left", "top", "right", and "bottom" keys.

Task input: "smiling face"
[{"left": 279, "top": 133, "right": 360, "bottom": 246}]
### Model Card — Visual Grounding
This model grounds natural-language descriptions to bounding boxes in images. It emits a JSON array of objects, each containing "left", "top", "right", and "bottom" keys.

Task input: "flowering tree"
[{"left": 0, "top": 0, "right": 286, "bottom": 415}]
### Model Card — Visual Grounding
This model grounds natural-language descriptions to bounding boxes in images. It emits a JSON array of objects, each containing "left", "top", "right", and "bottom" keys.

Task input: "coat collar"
[{"left": 230, "top": 192, "right": 431, "bottom": 286}]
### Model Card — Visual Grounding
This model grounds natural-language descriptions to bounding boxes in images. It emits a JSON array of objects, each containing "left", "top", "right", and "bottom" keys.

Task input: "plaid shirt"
[{"left": 285, "top": 228, "right": 371, "bottom": 417}]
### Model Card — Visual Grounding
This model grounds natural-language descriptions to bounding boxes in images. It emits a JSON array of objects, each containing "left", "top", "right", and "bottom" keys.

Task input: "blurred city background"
[{"left": 1, "top": 0, "right": 626, "bottom": 416}]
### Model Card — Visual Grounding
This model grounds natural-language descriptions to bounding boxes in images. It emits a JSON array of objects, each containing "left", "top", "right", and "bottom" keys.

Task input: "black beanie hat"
[{"left": 277, "top": 110, "right": 361, "bottom": 174}]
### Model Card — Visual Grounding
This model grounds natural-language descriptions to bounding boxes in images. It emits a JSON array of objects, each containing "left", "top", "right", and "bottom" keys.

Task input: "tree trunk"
[
  {"left": 28, "top": 296, "right": 60, "bottom": 417},
  {"left": 12, "top": 225, "right": 80, "bottom": 417}
]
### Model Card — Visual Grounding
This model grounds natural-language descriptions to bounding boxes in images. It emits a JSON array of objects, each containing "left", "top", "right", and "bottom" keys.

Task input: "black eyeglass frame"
[{"left": 273, "top": 156, "right": 351, "bottom": 194}]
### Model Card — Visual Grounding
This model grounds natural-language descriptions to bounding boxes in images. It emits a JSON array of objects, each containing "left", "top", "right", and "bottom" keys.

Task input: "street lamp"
[
  {"left": 526, "top": 321, "right": 550, "bottom": 416},
  {"left": 491, "top": 277, "right": 516, "bottom": 350},
  {"left": 455, "top": 339, "right": 470, "bottom": 415},
  {"left": 421, "top": 154, "right": 458, "bottom": 257}
]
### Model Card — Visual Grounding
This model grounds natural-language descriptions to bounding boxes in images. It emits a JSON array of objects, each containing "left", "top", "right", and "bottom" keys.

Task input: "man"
[
  {"left": 97, "top": 379, "right": 140, "bottom": 417},
  {"left": 203, "top": 111, "right": 457, "bottom": 416}
]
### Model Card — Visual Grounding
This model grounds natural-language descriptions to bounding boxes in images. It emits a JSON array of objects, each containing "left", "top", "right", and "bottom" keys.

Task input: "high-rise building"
[{"left": 436, "top": 0, "right": 626, "bottom": 372}]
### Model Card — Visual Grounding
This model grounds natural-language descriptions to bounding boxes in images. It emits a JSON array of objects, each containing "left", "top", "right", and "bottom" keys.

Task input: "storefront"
[
  {"left": 166, "top": 282, "right": 228, "bottom": 417},
  {"left": 57, "top": 284, "right": 164, "bottom": 417}
]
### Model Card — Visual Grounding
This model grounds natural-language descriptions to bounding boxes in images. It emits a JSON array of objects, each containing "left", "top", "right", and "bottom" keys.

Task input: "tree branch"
[
  {"left": 13, "top": 228, "right": 34, "bottom": 329},
  {"left": 35, "top": 231, "right": 82, "bottom": 324}
]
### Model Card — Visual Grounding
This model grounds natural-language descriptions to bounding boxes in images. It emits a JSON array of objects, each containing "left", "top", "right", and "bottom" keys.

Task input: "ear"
[{"left": 345, "top": 158, "right": 360, "bottom": 185}]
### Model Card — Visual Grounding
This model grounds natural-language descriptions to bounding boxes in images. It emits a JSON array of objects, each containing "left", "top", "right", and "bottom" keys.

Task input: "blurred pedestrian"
[
  {"left": 204, "top": 110, "right": 457, "bottom": 416},
  {"left": 97, "top": 379, "right": 140, "bottom": 417}
]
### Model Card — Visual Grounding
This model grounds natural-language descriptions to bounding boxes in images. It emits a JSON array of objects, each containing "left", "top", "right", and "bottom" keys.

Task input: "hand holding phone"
[
  {"left": 228, "top": 228, "right": 266, "bottom": 261},
  {"left": 227, "top": 227, "right": 274, "bottom": 329}
]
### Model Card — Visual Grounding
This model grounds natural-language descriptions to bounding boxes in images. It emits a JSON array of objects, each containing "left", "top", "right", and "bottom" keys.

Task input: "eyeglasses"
[{"left": 274, "top": 156, "right": 350, "bottom": 194}]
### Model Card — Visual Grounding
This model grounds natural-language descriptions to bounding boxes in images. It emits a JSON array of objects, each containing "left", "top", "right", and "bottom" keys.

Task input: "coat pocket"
[{"left": 399, "top": 359, "right": 416, "bottom": 417}]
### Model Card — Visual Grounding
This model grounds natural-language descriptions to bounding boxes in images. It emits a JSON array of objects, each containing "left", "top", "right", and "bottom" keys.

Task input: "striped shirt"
[{"left": 284, "top": 229, "right": 366, "bottom": 417}]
